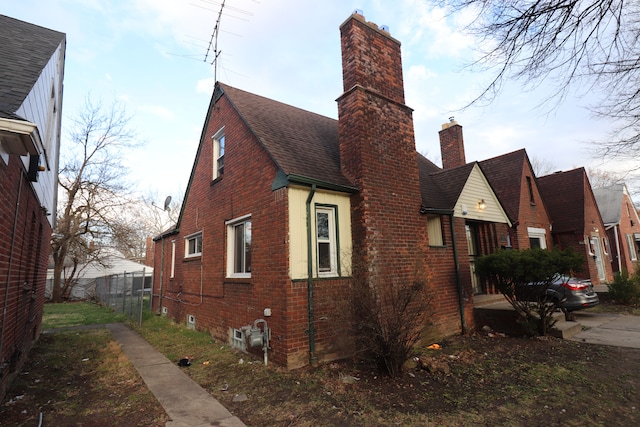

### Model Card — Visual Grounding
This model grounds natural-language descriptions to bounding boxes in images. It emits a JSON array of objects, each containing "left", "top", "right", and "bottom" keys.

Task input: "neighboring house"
[
  {"left": 45, "top": 248, "right": 153, "bottom": 300},
  {"left": 436, "top": 121, "right": 554, "bottom": 293},
  {"left": 0, "top": 15, "right": 65, "bottom": 400},
  {"left": 538, "top": 168, "right": 614, "bottom": 285},
  {"left": 593, "top": 184, "right": 640, "bottom": 275},
  {"left": 153, "top": 12, "right": 507, "bottom": 369}
]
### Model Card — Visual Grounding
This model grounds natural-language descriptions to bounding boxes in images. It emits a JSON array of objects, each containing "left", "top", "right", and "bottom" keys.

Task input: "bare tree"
[
  {"left": 444, "top": 0, "right": 640, "bottom": 163},
  {"left": 50, "top": 97, "right": 139, "bottom": 302},
  {"left": 529, "top": 155, "right": 558, "bottom": 177}
]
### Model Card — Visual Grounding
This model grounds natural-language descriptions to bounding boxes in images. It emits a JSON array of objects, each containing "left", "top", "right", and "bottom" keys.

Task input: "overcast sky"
[{"left": 1, "top": 0, "right": 623, "bottom": 203}]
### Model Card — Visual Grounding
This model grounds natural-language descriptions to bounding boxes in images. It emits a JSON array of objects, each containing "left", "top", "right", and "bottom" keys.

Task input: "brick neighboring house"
[
  {"left": 152, "top": 12, "right": 513, "bottom": 368},
  {"left": 0, "top": 15, "right": 65, "bottom": 400},
  {"left": 436, "top": 121, "right": 554, "bottom": 294},
  {"left": 538, "top": 168, "right": 614, "bottom": 285},
  {"left": 593, "top": 184, "right": 640, "bottom": 275}
]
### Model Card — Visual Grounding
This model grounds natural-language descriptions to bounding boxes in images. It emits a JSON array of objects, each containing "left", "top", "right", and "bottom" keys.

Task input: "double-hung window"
[
  {"left": 212, "top": 128, "right": 225, "bottom": 179},
  {"left": 227, "top": 215, "right": 251, "bottom": 277},
  {"left": 316, "top": 206, "right": 338, "bottom": 276},
  {"left": 185, "top": 232, "right": 202, "bottom": 258}
]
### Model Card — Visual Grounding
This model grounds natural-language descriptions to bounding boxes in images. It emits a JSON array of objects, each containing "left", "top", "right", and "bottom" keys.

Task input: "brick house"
[
  {"left": 538, "top": 168, "right": 614, "bottom": 285},
  {"left": 593, "top": 183, "right": 640, "bottom": 275},
  {"left": 152, "top": 12, "right": 513, "bottom": 368},
  {"left": 437, "top": 121, "right": 554, "bottom": 294},
  {"left": 0, "top": 15, "right": 65, "bottom": 400}
]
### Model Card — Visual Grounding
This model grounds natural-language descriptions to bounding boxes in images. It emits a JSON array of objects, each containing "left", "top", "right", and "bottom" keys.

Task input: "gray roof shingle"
[{"left": 0, "top": 14, "right": 65, "bottom": 119}]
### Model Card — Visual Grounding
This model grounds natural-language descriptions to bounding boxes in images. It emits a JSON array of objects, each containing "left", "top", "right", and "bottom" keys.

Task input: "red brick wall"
[
  {"left": 512, "top": 163, "right": 553, "bottom": 250},
  {"left": 338, "top": 14, "right": 466, "bottom": 340},
  {"left": 439, "top": 123, "right": 466, "bottom": 170},
  {"left": 0, "top": 155, "right": 51, "bottom": 401},
  {"left": 612, "top": 192, "right": 640, "bottom": 274}
]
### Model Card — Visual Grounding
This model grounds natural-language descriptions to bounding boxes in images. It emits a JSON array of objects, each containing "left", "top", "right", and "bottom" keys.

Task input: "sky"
[{"left": 1, "top": 0, "right": 628, "bottom": 204}]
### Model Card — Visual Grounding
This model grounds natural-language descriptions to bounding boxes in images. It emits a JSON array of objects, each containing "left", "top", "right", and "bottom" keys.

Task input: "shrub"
[
  {"left": 607, "top": 270, "right": 640, "bottom": 306},
  {"left": 476, "top": 247, "right": 584, "bottom": 335}
]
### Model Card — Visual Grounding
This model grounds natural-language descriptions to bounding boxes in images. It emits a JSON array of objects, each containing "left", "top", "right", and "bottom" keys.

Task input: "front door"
[{"left": 591, "top": 236, "right": 606, "bottom": 282}]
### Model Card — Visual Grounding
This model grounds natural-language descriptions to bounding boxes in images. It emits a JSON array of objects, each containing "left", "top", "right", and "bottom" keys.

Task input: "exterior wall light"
[{"left": 478, "top": 199, "right": 486, "bottom": 211}]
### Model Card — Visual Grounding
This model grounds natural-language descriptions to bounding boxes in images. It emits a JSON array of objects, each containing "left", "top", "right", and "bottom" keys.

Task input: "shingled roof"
[
  {"left": 478, "top": 149, "right": 529, "bottom": 222},
  {"left": 537, "top": 168, "right": 588, "bottom": 233},
  {"left": 0, "top": 14, "right": 65, "bottom": 120},
  {"left": 219, "top": 83, "right": 354, "bottom": 189},
  {"left": 419, "top": 157, "right": 477, "bottom": 210},
  {"left": 593, "top": 184, "right": 624, "bottom": 225}
]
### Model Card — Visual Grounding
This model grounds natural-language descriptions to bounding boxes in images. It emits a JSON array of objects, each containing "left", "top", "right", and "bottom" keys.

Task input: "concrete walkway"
[
  {"left": 106, "top": 323, "right": 246, "bottom": 427},
  {"left": 570, "top": 311, "right": 640, "bottom": 349}
]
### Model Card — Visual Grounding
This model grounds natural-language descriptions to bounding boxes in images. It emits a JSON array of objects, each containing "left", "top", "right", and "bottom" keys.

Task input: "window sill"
[
  {"left": 211, "top": 175, "right": 223, "bottom": 186},
  {"left": 224, "top": 277, "right": 251, "bottom": 285},
  {"left": 183, "top": 255, "right": 201, "bottom": 262}
]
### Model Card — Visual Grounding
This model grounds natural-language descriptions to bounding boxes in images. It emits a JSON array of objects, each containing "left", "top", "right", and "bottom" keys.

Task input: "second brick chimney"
[{"left": 439, "top": 118, "right": 466, "bottom": 169}]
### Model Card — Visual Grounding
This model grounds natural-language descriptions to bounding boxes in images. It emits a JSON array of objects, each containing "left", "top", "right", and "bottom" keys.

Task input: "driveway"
[{"left": 570, "top": 311, "right": 640, "bottom": 349}]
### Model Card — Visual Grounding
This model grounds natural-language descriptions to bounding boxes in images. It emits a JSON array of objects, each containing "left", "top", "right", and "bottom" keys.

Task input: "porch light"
[{"left": 478, "top": 199, "right": 486, "bottom": 211}]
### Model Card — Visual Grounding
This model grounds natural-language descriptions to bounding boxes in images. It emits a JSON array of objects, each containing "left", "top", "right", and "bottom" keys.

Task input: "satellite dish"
[{"left": 163, "top": 196, "right": 172, "bottom": 211}]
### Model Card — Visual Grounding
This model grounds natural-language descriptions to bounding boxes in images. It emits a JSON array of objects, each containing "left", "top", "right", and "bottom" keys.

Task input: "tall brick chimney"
[
  {"left": 337, "top": 11, "right": 427, "bottom": 283},
  {"left": 439, "top": 118, "right": 466, "bottom": 169}
]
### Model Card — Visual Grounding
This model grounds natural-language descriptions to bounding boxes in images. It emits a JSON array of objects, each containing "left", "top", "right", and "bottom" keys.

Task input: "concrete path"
[
  {"left": 570, "top": 311, "right": 640, "bottom": 349},
  {"left": 106, "top": 323, "right": 246, "bottom": 427}
]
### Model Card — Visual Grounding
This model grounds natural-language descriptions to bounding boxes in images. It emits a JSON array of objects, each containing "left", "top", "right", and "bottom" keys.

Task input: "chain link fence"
[{"left": 94, "top": 269, "right": 153, "bottom": 325}]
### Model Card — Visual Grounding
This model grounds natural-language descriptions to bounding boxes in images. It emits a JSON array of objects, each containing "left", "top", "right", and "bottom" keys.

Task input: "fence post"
[
  {"left": 139, "top": 268, "right": 145, "bottom": 326},
  {"left": 122, "top": 272, "right": 127, "bottom": 314}
]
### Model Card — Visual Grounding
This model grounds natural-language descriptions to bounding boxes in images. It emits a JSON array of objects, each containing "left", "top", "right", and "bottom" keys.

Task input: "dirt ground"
[
  {"left": 0, "top": 329, "right": 168, "bottom": 427},
  {"left": 2, "top": 312, "right": 639, "bottom": 426}
]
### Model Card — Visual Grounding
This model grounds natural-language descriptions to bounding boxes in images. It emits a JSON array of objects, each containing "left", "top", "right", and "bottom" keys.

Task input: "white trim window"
[
  {"left": 527, "top": 227, "right": 547, "bottom": 249},
  {"left": 212, "top": 127, "right": 225, "bottom": 179},
  {"left": 627, "top": 234, "right": 638, "bottom": 261},
  {"left": 316, "top": 206, "right": 338, "bottom": 276},
  {"left": 226, "top": 215, "right": 252, "bottom": 278},
  {"left": 170, "top": 240, "right": 176, "bottom": 278},
  {"left": 185, "top": 232, "right": 202, "bottom": 258}
]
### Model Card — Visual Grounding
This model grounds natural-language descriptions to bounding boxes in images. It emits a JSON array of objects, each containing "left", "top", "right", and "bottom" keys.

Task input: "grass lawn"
[{"left": 42, "top": 301, "right": 127, "bottom": 329}]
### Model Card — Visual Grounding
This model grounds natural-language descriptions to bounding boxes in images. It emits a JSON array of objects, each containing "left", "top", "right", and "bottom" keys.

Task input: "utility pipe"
[
  {"left": 305, "top": 184, "right": 317, "bottom": 365},
  {"left": 449, "top": 212, "right": 468, "bottom": 333}
]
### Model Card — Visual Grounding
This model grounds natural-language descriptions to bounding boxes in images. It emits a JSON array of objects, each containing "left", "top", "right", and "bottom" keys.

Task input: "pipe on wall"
[{"left": 305, "top": 184, "right": 317, "bottom": 365}]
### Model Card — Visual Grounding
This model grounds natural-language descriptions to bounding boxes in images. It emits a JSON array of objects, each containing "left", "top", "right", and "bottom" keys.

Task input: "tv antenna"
[{"left": 204, "top": 0, "right": 226, "bottom": 82}]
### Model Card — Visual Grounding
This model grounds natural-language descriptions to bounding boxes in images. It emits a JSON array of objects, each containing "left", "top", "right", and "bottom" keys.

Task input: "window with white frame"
[
  {"left": 316, "top": 206, "right": 338, "bottom": 276},
  {"left": 170, "top": 240, "right": 176, "bottom": 278},
  {"left": 527, "top": 227, "right": 547, "bottom": 249},
  {"left": 627, "top": 234, "right": 637, "bottom": 261},
  {"left": 184, "top": 232, "right": 202, "bottom": 258},
  {"left": 427, "top": 215, "right": 444, "bottom": 246},
  {"left": 601, "top": 237, "right": 609, "bottom": 256},
  {"left": 212, "top": 128, "right": 225, "bottom": 179},
  {"left": 226, "top": 216, "right": 251, "bottom": 277}
]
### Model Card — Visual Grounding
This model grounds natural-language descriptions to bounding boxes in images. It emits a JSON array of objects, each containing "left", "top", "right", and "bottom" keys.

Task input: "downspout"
[
  {"left": 1, "top": 172, "right": 24, "bottom": 361},
  {"left": 305, "top": 184, "right": 317, "bottom": 365},
  {"left": 448, "top": 213, "right": 468, "bottom": 334},
  {"left": 158, "top": 238, "right": 164, "bottom": 313}
]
